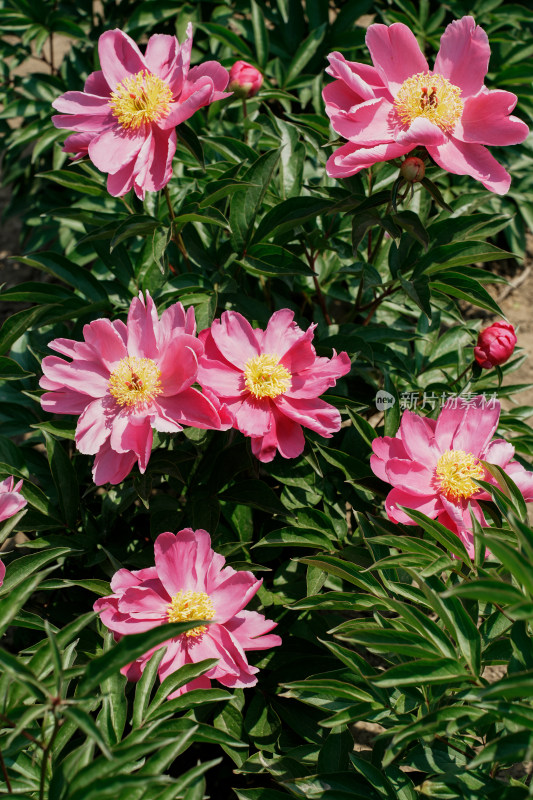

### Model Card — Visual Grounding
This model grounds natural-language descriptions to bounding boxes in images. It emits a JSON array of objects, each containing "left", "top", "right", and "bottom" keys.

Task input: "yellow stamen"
[
  {"left": 436, "top": 449, "right": 484, "bottom": 500},
  {"left": 108, "top": 356, "right": 162, "bottom": 407},
  {"left": 394, "top": 72, "right": 463, "bottom": 133},
  {"left": 244, "top": 353, "right": 291, "bottom": 399},
  {"left": 109, "top": 70, "right": 173, "bottom": 130},
  {"left": 167, "top": 590, "right": 215, "bottom": 637}
]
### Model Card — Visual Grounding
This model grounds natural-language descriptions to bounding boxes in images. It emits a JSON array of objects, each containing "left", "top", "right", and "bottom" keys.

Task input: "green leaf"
[
  {"left": 221, "top": 480, "right": 289, "bottom": 516},
  {"left": 253, "top": 527, "right": 335, "bottom": 549},
  {"left": 401, "top": 507, "right": 470, "bottom": 562},
  {"left": 196, "top": 22, "right": 254, "bottom": 59},
  {"left": 0, "top": 547, "right": 73, "bottom": 596},
  {"left": 251, "top": 0, "right": 269, "bottom": 68},
  {"left": 253, "top": 197, "right": 333, "bottom": 243},
  {"left": 0, "top": 463, "right": 62, "bottom": 522},
  {"left": 237, "top": 243, "right": 312, "bottom": 277},
  {"left": 16, "top": 253, "right": 108, "bottom": 302},
  {"left": 0, "top": 303, "right": 50, "bottom": 355},
  {"left": 0, "top": 356, "right": 34, "bottom": 380},
  {"left": 230, "top": 149, "right": 280, "bottom": 253},
  {"left": 371, "top": 657, "right": 469, "bottom": 687},
  {"left": 63, "top": 707, "right": 112, "bottom": 758},
  {"left": 430, "top": 272, "right": 502, "bottom": 315},
  {"left": 44, "top": 432, "right": 79, "bottom": 529},
  {"left": 413, "top": 241, "right": 511, "bottom": 277},
  {"left": 284, "top": 23, "right": 326, "bottom": 86},
  {"left": 146, "top": 659, "right": 219, "bottom": 719},
  {"left": 0, "top": 568, "right": 56, "bottom": 637},
  {"left": 37, "top": 169, "right": 106, "bottom": 196},
  {"left": 111, "top": 215, "right": 162, "bottom": 250},
  {"left": 468, "top": 730, "right": 533, "bottom": 768},
  {"left": 299, "top": 555, "right": 387, "bottom": 597},
  {"left": 78, "top": 621, "right": 214, "bottom": 696},
  {"left": 132, "top": 647, "right": 167, "bottom": 728}
]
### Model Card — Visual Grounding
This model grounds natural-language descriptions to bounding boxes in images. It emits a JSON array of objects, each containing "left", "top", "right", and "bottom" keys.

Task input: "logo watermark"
[{"left": 374, "top": 390, "right": 498, "bottom": 412}]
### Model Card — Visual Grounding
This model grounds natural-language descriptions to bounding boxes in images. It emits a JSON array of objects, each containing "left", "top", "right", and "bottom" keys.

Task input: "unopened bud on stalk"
[
  {"left": 400, "top": 156, "right": 425, "bottom": 183},
  {"left": 228, "top": 61, "right": 263, "bottom": 98}
]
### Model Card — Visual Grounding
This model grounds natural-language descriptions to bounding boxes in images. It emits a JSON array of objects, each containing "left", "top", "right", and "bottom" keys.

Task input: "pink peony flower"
[
  {"left": 474, "top": 320, "right": 517, "bottom": 369},
  {"left": 0, "top": 477, "right": 27, "bottom": 587},
  {"left": 196, "top": 310, "right": 351, "bottom": 462},
  {"left": 228, "top": 60, "right": 263, "bottom": 98},
  {"left": 370, "top": 396, "right": 533, "bottom": 557},
  {"left": 94, "top": 528, "right": 281, "bottom": 696},
  {"left": 40, "top": 293, "right": 231, "bottom": 486},
  {"left": 323, "top": 16, "right": 529, "bottom": 194},
  {"left": 52, "top": 25, "right": 230, "bottom": 198}
]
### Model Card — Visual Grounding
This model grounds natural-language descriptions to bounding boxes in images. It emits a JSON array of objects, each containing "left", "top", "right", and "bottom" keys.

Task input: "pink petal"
[
  {"left": 457, "top": 89, "right": 529, "bottom": 146},
  {"left": 433, "top": 16, "right": 490, "bottom": 99},
  {"left": 275, "top": 395, "right": 341, "bottom": 437},
  {"left": 231, "top": 395, "right": 273, "bottom": 437},
  {"left": 0, "top": 559, "right": 5, "bottom": 587},
  {"left": 261, "top": 309, "right": 305, "bottom": 358},
  {"left": 84, "top": 70, "right": 110, "bottom": 96},
  {"left": 52, "top": 113, "right": 114, "bottom": 133},
  {"left": 159, "top": 337, "right": 199, "bottom": 396},
  {"left": 186, "top": 626, "right": 241, "bottom": 679},
  {"left": 157, "top": 387, "right": 226, "bottom": 430},
  {"left": 75, "top": 397, "right": 113, "bottom": 455},
  {"left": 186, "top": 61, "right": 230, "bottom": 95},
  {"left": 385, "top": 487, "right": 441, "bottom": 524},
  {"left": 251, "top": 405, "right": 305, "bottom": 461},
  {"left": 395, "top": 116, "right": 447, "bottom": 147},
  {"left": 196, "top": 357, "right": 244, "bottom": 399},
  {"left": 141, "top": 126, "right": 176, "bottom": 193},
  {"left": 98, "top": 29, "right": 147, "bottom": 91},
  {"left": 119, "top": 585, "right": 169, "bottom": 618},
  {"left": 110, "top": 566, "right": 159, "bottom": 593},
  {"left": 385, "top": 458, "right": 434, "bottom": 495},
  {"left": 158, "top": 301, "right": 192, "bottom": 342},
  {"left": 40, "top": 390, "right": 91, "bottom": 415},
  {"left": 366, "top": 23, "right": 429, "bottom": 95},
  {"left": 325, "top": 51, "right": 385, "bottom": 102},
  {"left": 0, "top": 492, "right": 27, "bottom": 524},
  {"left": 505, "top": 462, "right": 533, "bottom": 502},
  {"left": 451, "top": 397, "right": 500, "bottom": 456},
  {"left": 483, "top": 439, "right": 515, "bottom": 467},
  {"left": 110, "top": 413, "right": 153, "bottom": 471},
  {"left": 399, "top": 410, "right": 440, "bottom": 468},
  {"left": 330, "top": 97, "right": 396, "bottom": 146},
  {"left": 427, "top": 137, "right": 511, "bottom": 195},
  {"left": 210, "top": 311, "right": 260, "bottom": 369},
  {"left": 159, "top": 81, "right": 214, "bottom": 130},
  {"left": 225, "top": 610, "right": 281, "bottom": 651},
  {"left": 211, "top": 572, "right": 262, "bottom": 624},
  {"left": 287, "top": 351, "right": 351, "bottom": 399},
  {"left": 82, "top": 318, "right": 128, "bottom": 370},
  {"left": 126, "top": 293, "right": 159, "bottom": 360},
  {"left": 89, "top": 128, "right": 145, "bottom": 175},
  {"left": 92, "top": 440, "right": 137, "bottom": 485},
  {"left": 107, "top": 161, "right": 136, "bottom": 197},
  {"left": 41, "top": 355, "right": 109, "bottom": 397},
  {"left": 52, "top": 91, "right": 111, "bottom": 116},
  {"left": 155, "top": 529, "right": 212, "bottom": 596},
  {"left": 326, "top": 140, "right": 413, "bottom": 178},
  {"left": 144, "top": 34, "right": 179, "bottom": 82}
]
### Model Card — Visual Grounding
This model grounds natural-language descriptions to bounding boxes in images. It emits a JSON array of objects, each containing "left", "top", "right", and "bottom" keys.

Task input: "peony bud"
[
  {"left": 228, "top": 60, "right": 263, "bottom": 99},
  {"left": 474, "top": 320, "right": 517, "bottom": 369},
  {"left": 400, "top": 156, "right": 425, "bottom": 183}
]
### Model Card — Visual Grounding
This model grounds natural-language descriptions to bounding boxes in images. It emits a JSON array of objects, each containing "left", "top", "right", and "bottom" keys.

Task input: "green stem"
[
  {"left": 163, "top": 186, "right": 189, "bottom": 272},
  {"left": 242, "top": 98, "right": 248, "bottom": 144},
  {"left": 0, "top": 746, "right": 12, "bottom": 793},
  {"left": 39, "top": 714, "right": 60, "bottom": 800},
  {"left": 303, "top": 244, "right": 331, "bottom": 325}
]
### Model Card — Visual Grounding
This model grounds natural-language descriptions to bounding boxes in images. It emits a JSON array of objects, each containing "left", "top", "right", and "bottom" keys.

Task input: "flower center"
[
  {"left": 109, "top": 70, "right": 173, "bottom": 130},
  {"left": 167, "top": 590, "right": 215, "bottom": 637},
  {"left": 243, "top": 353, "right": 291, "bottom": 399},
  {"left": 108, "top": 356, "right": 162, "bottom": 407},
  {"left": 394, "top": 72, "right": 463, "bottom": 132},
  {"left": 436, "top": 449, "right": 484, "bottom": 500}
]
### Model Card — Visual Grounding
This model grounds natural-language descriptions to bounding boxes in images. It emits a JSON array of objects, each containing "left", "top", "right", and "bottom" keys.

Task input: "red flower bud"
[
  {"left": 400, "top": 156, "right": 425, "bottom": 183},
  {"left": 228, "top": 60, "right": 263, "bottom": 98},
  {"left": 474, "top": 321, "right": 517, "bottom": 369}
]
